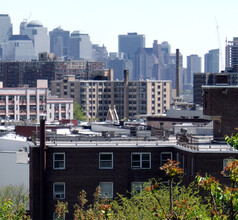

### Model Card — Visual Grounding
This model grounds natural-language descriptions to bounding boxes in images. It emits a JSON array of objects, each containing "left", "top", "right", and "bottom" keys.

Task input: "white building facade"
[{"left": 0, "top": 80, "right": 73, "bottom": 123}]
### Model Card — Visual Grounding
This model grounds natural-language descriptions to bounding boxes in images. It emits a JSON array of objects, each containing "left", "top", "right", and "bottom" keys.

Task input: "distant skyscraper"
[
  {"left": 226, "top": 37, "right": 238, "bottom": 70},
  {"left": 19, "top": 20, "right": 27, "bottom": 35},
  {"left": 1, "top": 35, "right": 35, "bottom": 61},
  {"left": 118, "top": 33, "right": 145, "bottom": 60},
  {"left": 49, "top": 27, "right": 70, "bottom": 59},
  {"left": 92, "top": 44, "right": 108, "bottom": 61},
  {"left": 186, "top": 54, "right": 201, "bottom": 87},
  {"left": 68, "top": 31, "right": 92, "bottom": 60},
  {"left": 0, "top": 14, "right": 12, "bottom": 44},
  {"left": 22, "top": 20, "right": 50, "bottom": 57},
  {"left": 204, "top": 49, "right": 219, "bottom": 73}
]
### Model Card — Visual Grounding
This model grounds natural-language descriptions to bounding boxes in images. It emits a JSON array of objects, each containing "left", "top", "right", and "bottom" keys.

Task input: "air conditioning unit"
[{"left": 54, "top": 193, "right": 64, "bottom": 199}]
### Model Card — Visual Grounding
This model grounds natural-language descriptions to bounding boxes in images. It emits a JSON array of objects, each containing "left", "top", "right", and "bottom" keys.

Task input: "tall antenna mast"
[{"left": 215, "top": 17, "right": 224, "bottom": 71}]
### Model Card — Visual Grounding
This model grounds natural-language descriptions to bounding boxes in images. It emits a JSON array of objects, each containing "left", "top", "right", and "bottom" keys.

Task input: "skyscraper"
[
  {"left": 0, "top": 14, "right": 12, "bottom": 44},
  {"left": 226, "top": 37, "right": 238, "bottom": 70},
  {"left": 204, "top": 49, "right": 219, "bottom": 73},
  {"left": 22, "top": 20, "right": 50, "bottom": 57},
  {"left": 186, "top": 54, "right": 201, "bottom": 88},
  {"left": 0, "top": 14, "right": 12, "bottom": 59},
  {"left": 68, "top": 31, "right": 92, "bottom": 60},
  {"left": 118, "top": 33, "right": 145, "bottom": 60},
  {"left": 49, "top": 27, "right": 70, "bottom": 59}
]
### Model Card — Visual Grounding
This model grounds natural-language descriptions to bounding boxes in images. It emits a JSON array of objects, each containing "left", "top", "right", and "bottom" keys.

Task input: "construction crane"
[{"left": 215, "top": 17, "right": 224, "bottom": 71}]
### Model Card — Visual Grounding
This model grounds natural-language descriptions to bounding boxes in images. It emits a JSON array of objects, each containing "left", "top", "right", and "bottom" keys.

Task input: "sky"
[{"left": 1, "top": 0, "right": 238, "bottom": 69}]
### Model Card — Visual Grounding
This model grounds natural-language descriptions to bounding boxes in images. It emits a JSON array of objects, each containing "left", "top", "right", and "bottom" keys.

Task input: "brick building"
[
  {"left": 0, "top": 59, "right": 106, "bottom": 88},
  {"left": 29, "top": 119, "right": 238, "bottom": 220},
  {"left": 51, "top": 71, "right": 171, "bottom": 121}
]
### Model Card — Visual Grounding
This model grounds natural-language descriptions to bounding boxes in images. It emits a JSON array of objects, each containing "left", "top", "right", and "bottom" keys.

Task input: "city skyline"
[{"left": 1, "top": 0, "right": 238, "bottom": 68}]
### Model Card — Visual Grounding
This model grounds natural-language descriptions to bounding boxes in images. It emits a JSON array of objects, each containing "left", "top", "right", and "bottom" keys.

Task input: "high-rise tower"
[
  {"left": 204, "top": 49, "right": 219, "bottom": 73},
  {"left": 118, "top": 33, "right": 145, "bottom": 60},
  {"left": 0, "top": 14, "right": 12, "bottom": 44},
  {"left": 226, "top": 37, "right": 238, "bottom": 70}
]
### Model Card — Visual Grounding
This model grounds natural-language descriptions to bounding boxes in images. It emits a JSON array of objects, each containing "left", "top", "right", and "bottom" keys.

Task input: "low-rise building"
[{"left": 0, "top": 80, "right": 73, "bottom": 123}]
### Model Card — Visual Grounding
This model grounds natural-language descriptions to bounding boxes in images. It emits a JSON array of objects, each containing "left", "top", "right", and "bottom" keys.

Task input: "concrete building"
[
  {"left": 226, "top": 37, "right": 238, "bottom": 70},
  {"left": 204, "top": 49, "right": 219, "bottom": 73},
  {"left": 1, "top": 35, "right": 35, "bottom": 61},
  {"left": 68, "top": 31, "right": 92, "bottom": 60},
  {"left": 92, "top": 44, "right": 108, "bottom": 61},
  {"left": 0, "top": 14, "right": 12, "bottom": 44},
  {"left": 186, "top": 54, "right": 201, "bottom": 88},
  {"left": 0, "top": 80, "right": 73, "bottom": 123},
  {"left": 118, "top": 33, "right": 145, "bottom": 60},
  {"left": 22, "top": 20, "right": 50, "bottom": 57},
  {"left": 49, "top": 27, "right": 70, "bottom": 59},
  {"left": 51, "top": 71, "right": 171, "bottom": 121}
]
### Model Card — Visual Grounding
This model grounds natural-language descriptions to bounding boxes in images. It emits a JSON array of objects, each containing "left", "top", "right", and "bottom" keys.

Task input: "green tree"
[
  {"left": 73, "top": 102, "right": 85, "bottom": 121},
  {"left": 0, "top": 184, "right": 30, "bottom": 219}
]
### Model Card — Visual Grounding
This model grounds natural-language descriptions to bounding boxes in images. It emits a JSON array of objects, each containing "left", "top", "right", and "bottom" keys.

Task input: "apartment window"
[
  {"left": 131, "top": 153, "right": 151, "bottom": 169},
  {"left": 131, "top": 182, "right": 144, "bottom": 194},
  {"left": 53, "top": 212, "right": 65, "bottom": 220},
  {"left": 99, "top": 182, "right": 113, "bottom": 199},
  {"left": 223, "top": 158, "right": 235, "bottom": 177},
  {"left": 53, "top": 182, "right": 65, "bottom": 199},
  {"left": 99, "top": 153, "right": 113, "bottom": 169},
  {"left": 161, "top": 152, "right": 173, "bottom": 166},
  {"left": 53, "top": 153, "right": 65, "bottom": 170}
]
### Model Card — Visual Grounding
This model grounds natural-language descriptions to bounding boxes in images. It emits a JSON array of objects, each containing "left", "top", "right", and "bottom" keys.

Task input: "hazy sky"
[{"left": 1, "top": 0, "right": 237, "bottom": 68}]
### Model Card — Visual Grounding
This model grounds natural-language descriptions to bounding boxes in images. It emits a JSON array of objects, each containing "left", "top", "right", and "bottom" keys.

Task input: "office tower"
[
  {"left": 107, "top": 54, "right": 133, "bottom": 80},
  {"left": 49, "top": 27, "right": 70, "bottom": 59},
  {"left": 204, "top": 49, "right": 219, "bottom": 73},
  {"left": 160, "top": 41, "right": 171, "bottom": 65},
  {"left": 1, "top": 35, "right": 35, "bottom": 61},
  {"left": 186, "top": 54, "right": 201, "bottom": 87},
  {"left": 134, "top": 47, "right": 159, "bottom": 80},
  {"left": 22, "top": 20, "right": 50, "bottom": 57},
  {"left": 19, "top": 20, "right": 27, "bottom": 35},
  {"left": 0, "top": 14, "right": 12, "bottom": 44},
  {"left": 118, "top": 33, "right": 145, "bottom": 60},
  {"left": 226, "top": 37, "right": 238, "bottom": 70},
  {"left": 68, "top": 31, "right": 92, "bottom": 60},
  {"left": 92, "top": 44, "right": 108, "bottom": 61}
]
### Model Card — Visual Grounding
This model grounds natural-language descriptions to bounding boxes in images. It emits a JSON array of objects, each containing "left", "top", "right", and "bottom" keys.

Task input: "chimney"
[
  {"left": 176, "top": 49, "right": 180, "bottom": 97},
  {"left": 123, "top": 70, "right": 129, "bottom": 119},
  {"left": 39, "top": 116, "right": 46, "bottom": 220},
  {"left": 108, "top": 68, "right": 114, "bottom": 81}
]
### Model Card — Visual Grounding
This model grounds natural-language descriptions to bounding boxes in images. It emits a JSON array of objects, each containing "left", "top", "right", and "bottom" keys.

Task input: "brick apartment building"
[
  {"left": 0, "top": 57, "right": 106, "bottom": 88},
  {"left": 51, "top": 70, "right": 171, "bottom": 121},
  {"left": 29, "top": 119, "right": 238, "bottom": 220}
]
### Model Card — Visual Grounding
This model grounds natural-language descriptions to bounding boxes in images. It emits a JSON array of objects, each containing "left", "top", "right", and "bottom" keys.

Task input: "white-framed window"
[
  {"left": 223, "top": 158, "right": 235, "bottom": 177},
  {"left": 131, "top": 153, "right": 151, "bottom": 169},
  {"left": 53, "top": 212, "right": 65, "bottom": 220},
  {"left": 99, "top": 182, "right": 113, "bottom": 199},
  {"left": 161, "top": 152, "right": 173, "bottom": 166},
  {"left": 53, "top": 153, "right": 65, "bottom": 170},
  {"left": 131, "top": 182, "right": 145, "bottom": 194},
  {"left": 53, "top": 182, "right": 65, "bottom": 199},
  {"left": 99, "top": 152, "right": 113, "bottom": 169}
]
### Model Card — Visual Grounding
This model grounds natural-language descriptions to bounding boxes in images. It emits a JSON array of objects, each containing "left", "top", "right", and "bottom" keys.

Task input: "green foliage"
[
  {"left": 73, "top": 102, "right": 85, "bottom": 121},
  {"left": 0, "top": 184, "right": 30, "bottom": 219},
  {"left": 225, "top": 133, "right": 238, "bottom": 150}
]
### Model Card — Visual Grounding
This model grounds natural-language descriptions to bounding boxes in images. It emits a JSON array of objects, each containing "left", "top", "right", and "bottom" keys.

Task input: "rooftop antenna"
[{"left": 215, "top": 17, "right": 224, "bottom": 71}]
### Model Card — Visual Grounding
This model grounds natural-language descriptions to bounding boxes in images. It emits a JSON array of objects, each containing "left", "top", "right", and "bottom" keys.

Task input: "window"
[
  {"left": 131, "top": 153, "right": 151, "bottom": 169},
  {"left": 223, "top": 158, "right": 235, "bottom": 177},
  {"left": 53, "top": 153, "right": 65, "bottom": 170},
  {"left": 99, "top": 153, "right": 113, "bottom": 169},
  {"left": 99, "top": 182, "right": 113, "bottom": 198},
  {"left": 53, "top": 212, "right": 65, "bottom": 220},
  {"left": 131, "top": 182, "right": 144, "bottom": 194},
  {"left": 161, "top": 152, "right": 173, "bottom": 166},
  {"left": 53, "top": 182, "right": 65, "bottom": 199}
]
